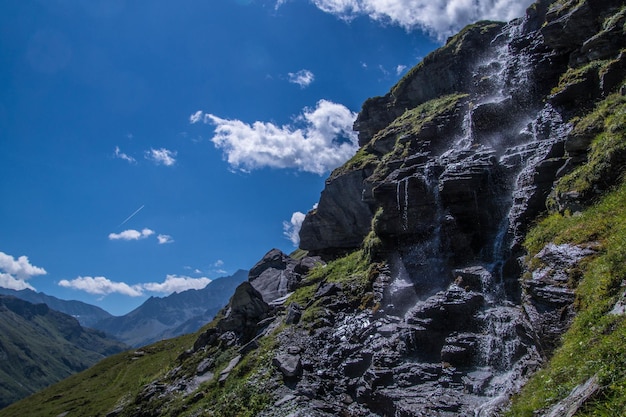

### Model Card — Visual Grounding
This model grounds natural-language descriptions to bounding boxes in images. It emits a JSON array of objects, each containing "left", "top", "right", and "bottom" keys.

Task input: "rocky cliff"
[{"left": 2, "top": 0, "right": 625, "bottom": 416}]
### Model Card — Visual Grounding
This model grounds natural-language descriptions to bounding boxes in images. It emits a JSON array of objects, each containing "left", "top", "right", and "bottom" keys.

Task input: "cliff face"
[
  {"left": 3, "top": 1, "right": 625, "bottom": 416},
  {"left": 290, "top": 0, "right": 626, "bottom": 414}
]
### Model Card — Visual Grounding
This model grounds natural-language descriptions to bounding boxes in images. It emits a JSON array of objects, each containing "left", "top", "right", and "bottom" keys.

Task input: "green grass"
[
  {"left": 0, "top": 334, "right": 195, "bottom": 417},
  {"left": 286, "top": 250, "right": 374, "bottom": 323},
  {"left": 549, "top": 89, "right": 626, "bottom": 211},
  {"left": 367, "top": 93, "right": 468, "bottom": 182},
  {"left": 508, "top": 182, "right": 626, "bottom": 416},
  {"left": 0, "top": 298, "right": 127, "bottom": 408},
  {"left": 178, "top": 332, "right": 278, "bottom": 417}
]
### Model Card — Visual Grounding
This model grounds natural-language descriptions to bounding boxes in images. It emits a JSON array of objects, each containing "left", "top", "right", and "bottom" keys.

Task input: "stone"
[
  {"left": 216, "top": 282, "right": 270, "bottom": 344},
  {"left": 218, "top": 355, "right": 241, "bottom": 383},
  {"left": 273, "top": 352, "right": 302, "bottom": 378},
  {"left": 248, "top": 249, "right": 301, "bottom": 304},
  {"left": 299, "top": 168, "right": 376, "bottom": 253}
]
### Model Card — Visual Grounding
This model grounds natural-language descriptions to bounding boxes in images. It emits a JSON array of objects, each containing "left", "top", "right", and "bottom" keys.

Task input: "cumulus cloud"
[
  {"left": 194, "top": 100, "right": 359, "bottom": 175},
  {"left": 114, "top": 146, "right": 136, "bottom": 163},
  {"left": 142, "top": 274, "right": 211, "bottom": 294},
  {"left": 108, "top": 228, "right": 155, "bottom": 241},
  {"left": 59, "top": 276, "right": 144, "bottom": 297},
  {"left": 145, "top": 148, "right": 177, "bottom": 166},
  {"left": 157, "top": 234, "right": 174, "bottom": 244},
  {"left": 295, "top": 0, "right": 532, "bottom": 41},
  {"left": 0, "top": 273, "right": 36, "bottom": 291},
  {"left": 288, "top": 69, "right": 315, "bottom": 88},
  {"left": 0, "top": 252, "right": 47, "bottom": 280},
  {"left": 0, "top": 251, "right": 47, "bottom": 291},
  {"left": 283, "top": 211, "right": 307, "bottom": 246}
]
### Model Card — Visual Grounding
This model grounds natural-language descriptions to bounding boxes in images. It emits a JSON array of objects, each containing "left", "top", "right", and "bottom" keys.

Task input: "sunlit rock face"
[{"left": 289, "top": 0, "right": 626, "bottom": 414}]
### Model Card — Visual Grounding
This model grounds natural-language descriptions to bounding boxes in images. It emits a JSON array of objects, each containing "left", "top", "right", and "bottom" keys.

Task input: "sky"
[{"left": 0, "top": 0, "right": 532, "bottom": 316}]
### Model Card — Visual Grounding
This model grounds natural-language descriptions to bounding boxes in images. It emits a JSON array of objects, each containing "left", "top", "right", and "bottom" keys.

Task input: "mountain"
[
  {"left": 0, "top": 287, "right": 112, "bottom": 328},
  {"left": 92, "top": 269, "right": 248, "bottom": 347},
  {"left": 0, "top": 296, "right": 127, "bottom": 408},
  {"left": 2, "top": 0, "right": 626, "bottom": 415}
]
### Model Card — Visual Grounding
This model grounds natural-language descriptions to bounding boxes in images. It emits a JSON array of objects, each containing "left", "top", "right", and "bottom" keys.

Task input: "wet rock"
[
  {"left": 441, "top": 333, "right": 479, "bottom": 367},
  {"left": 522, "top": 244, "right": 596, "bottom": 355}
]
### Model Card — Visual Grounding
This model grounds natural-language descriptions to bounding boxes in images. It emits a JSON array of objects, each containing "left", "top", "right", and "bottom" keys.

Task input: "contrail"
[{"left": 119, "top": 205, "right": 145, "bottom": 227}]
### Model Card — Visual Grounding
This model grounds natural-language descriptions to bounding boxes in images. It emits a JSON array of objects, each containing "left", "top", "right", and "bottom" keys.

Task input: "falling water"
[{"left": 396, "top": 178, "right": 410, "bottom": 231}]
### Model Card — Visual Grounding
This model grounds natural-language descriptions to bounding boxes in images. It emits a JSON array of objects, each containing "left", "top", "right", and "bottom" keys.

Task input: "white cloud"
[
  {"left": 114, "top": 146, "right": 136, "bottom": 163},
  {"left": 214, "top": 259, "right": 224, "bottom": 268},
  {"left": 0, "top": 251, "right": 47, "bottom": 291},
  {"left": 0, "top": 251, "right": 47, "bottom": 280},
  {"left": 108, "top": 228, "right": 155, "bottom": 241},
  {"left": 283, "top": 211, "right": 307, "bottom": 247},
  {"left": 288, "top": 69, "right": 315, "bottom": 88},
  {"left": 59, "top": 276, "right": 144, "bottom": 297},
  {"left": 142, "top": 274, "right": 211, "bottom": 294},
  {"left": 157, "top": 234, "right": 174, "bottom": 244},
  {"left": 396, "top": 64, "right": 407, "bottom": 75},
  {"left": 195, "top": 99, "right": 359, "bottom": 175},
  {"left": 0, "top": 272, "right": 36, "bottom": 291},
  {"left": 189, "top": 110, "right": 203, "bottom": 124},
  {"left": 297, "top": 0, "right": 532, "bottom": 41},
  {"left": 145, "top": 148, "right": 177, "bottom": 166}
]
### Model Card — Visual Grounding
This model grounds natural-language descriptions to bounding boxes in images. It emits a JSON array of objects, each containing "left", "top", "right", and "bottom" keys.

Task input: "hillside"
[
  {"left": 0, "top": 287, "right": 112, "bottom": 328},
  {"left": 2, "top": 0, "right": 625, "bottom": 415},
  {"left": 92, "top": 269, "right": 248, "bottom": 347},
  {"left": 0, "top": 296, "right": 127, "bottom": 408}
]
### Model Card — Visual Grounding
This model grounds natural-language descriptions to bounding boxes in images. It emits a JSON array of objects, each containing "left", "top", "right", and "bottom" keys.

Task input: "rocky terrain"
[{"left": 2, "top": 0, "right": 625, "bottom": 415}]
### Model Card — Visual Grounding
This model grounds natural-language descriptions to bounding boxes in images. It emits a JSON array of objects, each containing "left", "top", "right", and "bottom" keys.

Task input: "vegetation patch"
[
  {"left": 368, "top": 93, "right": 468, "bottom": 182},
  {"left": 509, "top": 182, "right": 626, "bottom": 416},
  {"left": 287, "top": 250, "right": 375, "bottom": 324},
  {"left": 0, "top": 334, "right": 195, "bottom": 417},
  {"left": 549, "top": 90, "right": 626, "bottom": 210}
]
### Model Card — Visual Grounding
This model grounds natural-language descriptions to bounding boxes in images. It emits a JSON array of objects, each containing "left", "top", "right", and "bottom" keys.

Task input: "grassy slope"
[
  {"left": 507, "top": 90, "right": 626, "bottom": 415},
  {"left": 0, "top": 298, "right": 127, "bottom": 409},
  {"left": 0, "top": 334, "right": 194, "bottom": 417}
]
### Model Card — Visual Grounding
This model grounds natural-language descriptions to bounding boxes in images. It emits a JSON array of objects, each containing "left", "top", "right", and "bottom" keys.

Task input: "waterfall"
[{"left": 396, "top": 178, "right": 410, "bottom": 231}]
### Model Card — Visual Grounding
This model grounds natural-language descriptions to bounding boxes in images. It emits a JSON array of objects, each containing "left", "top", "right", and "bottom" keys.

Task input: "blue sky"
[{"left": 0, "top": 0, "right": 531, "bottom": 316}]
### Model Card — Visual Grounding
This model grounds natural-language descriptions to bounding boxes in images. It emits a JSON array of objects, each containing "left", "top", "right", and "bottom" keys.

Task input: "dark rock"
[
  {"left": 248, "top": 249, "right": 301, "bottom": 304},
  {"left": 441, "top": 333, "right": 479, "bottom": 367},
  {"left": 299, "top": 168, "right": 375, "bottom": 253},
  {"left": 285, "top": 302, "right": 302, "bottom": 325},
  {"left": 273, "top": 352, "right": 302, "bottom": 378},
  {"left": 216, "top": 282, "right": 270, "bottom": 344}
]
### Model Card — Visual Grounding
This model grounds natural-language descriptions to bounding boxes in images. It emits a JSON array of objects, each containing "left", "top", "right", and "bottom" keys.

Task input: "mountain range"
[
  {"left": 91, "top": 269, "right": 248, "bottom": 347},
  {"left": 0, "top": 295, "right": 127, "bottom": 408},
  {"left": 0, "top": 287, "right": 112, "bottom": 328}
]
